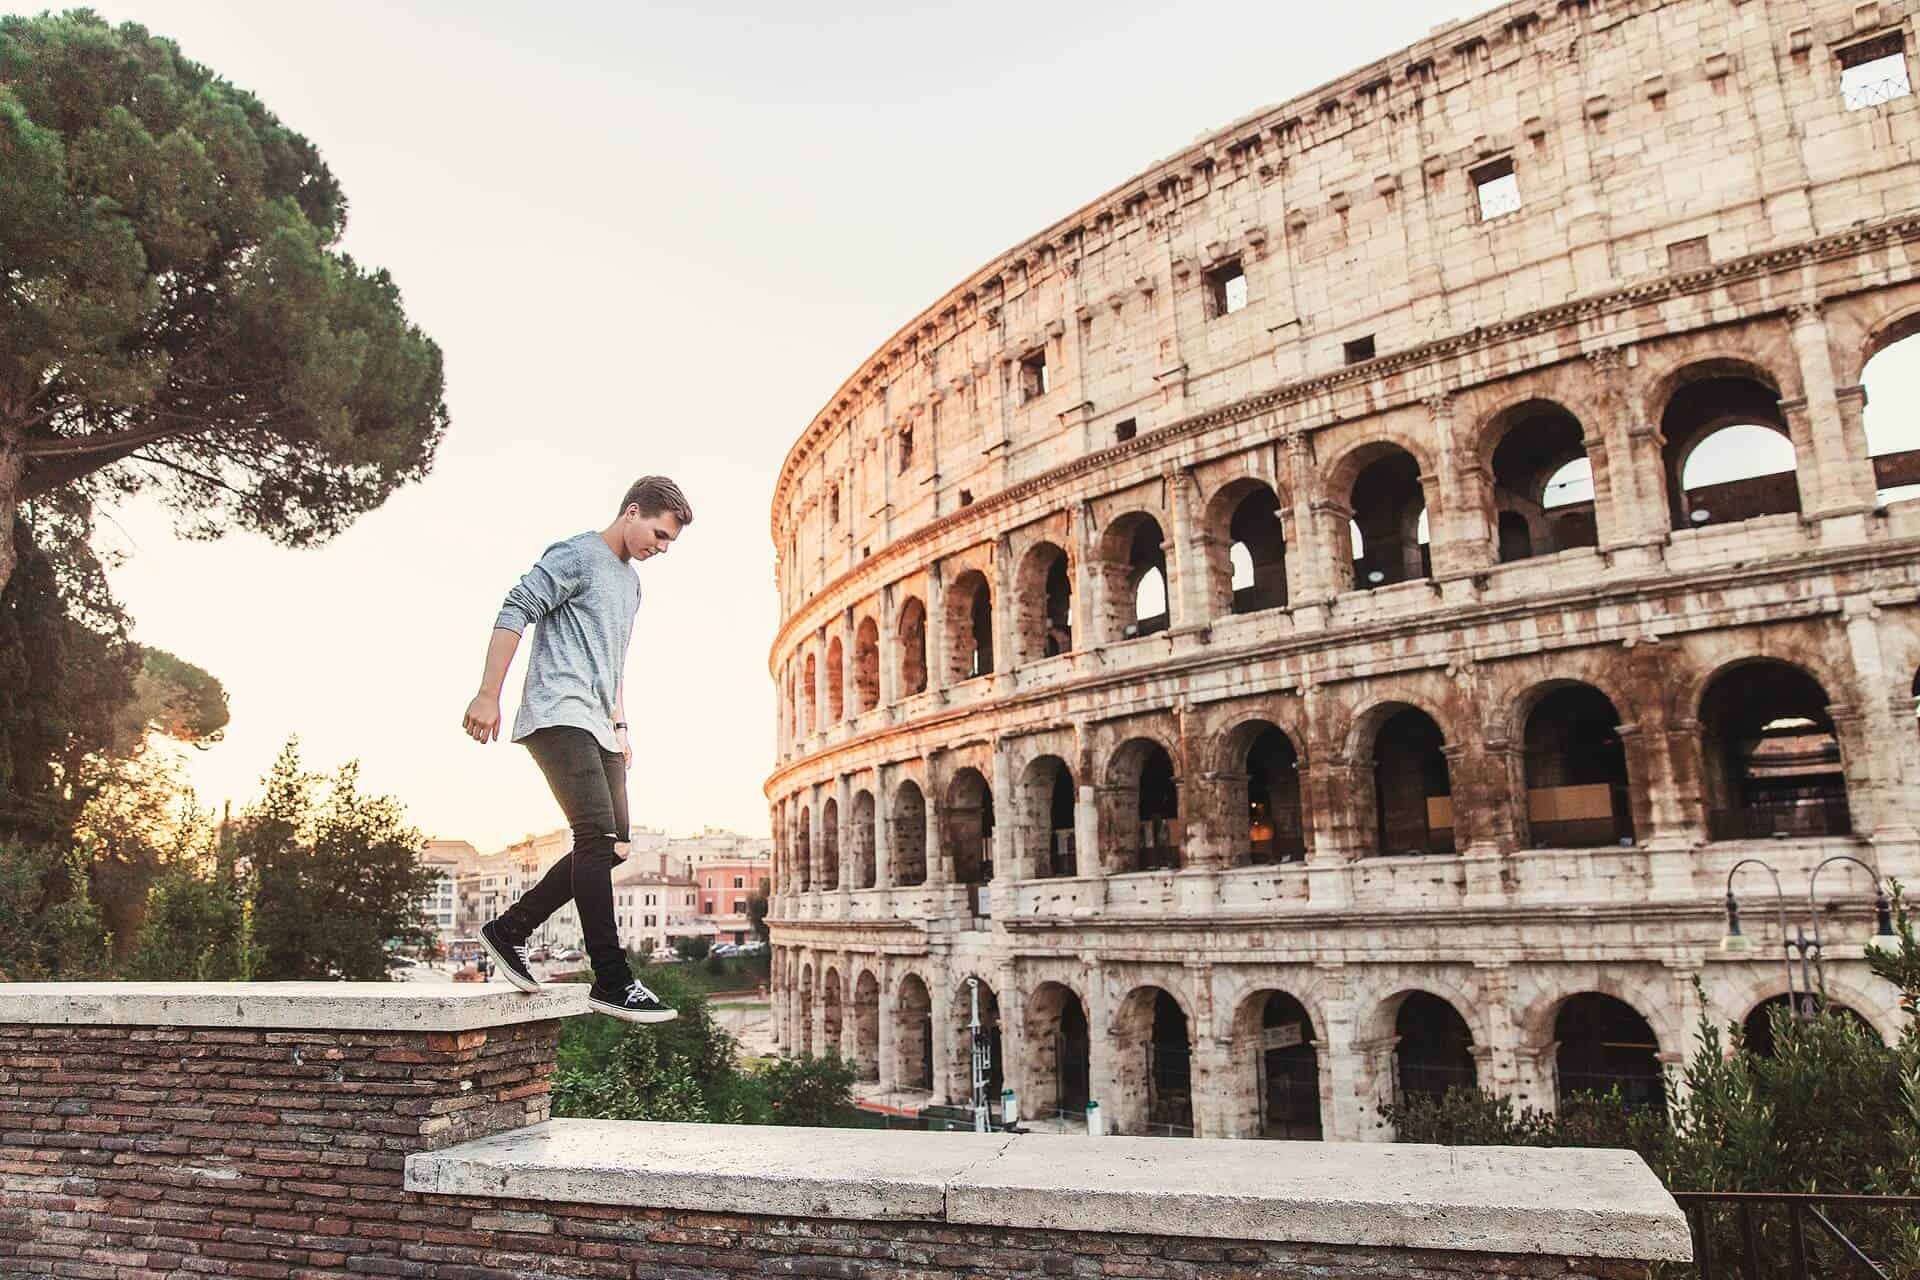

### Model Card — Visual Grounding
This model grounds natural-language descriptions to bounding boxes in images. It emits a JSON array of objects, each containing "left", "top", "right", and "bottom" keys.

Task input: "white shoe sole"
[
  {"left": 479, "top": 930, "right": 541, "bottom": 993},
  {"left": 588, "top": 997, "right": 678, "bottom": 1024}
]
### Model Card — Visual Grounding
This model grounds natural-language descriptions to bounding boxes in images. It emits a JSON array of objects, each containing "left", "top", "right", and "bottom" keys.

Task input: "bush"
[
  {"left": 1388, "top": 885, "right": 1920, "bottom": 1274},
  {"left": 759, "top": 1053, "right": 860, "bottom": 1128},
  {"left": 0, "top": 840, "right": 110, "bottom": 979},
  {"left": 125, "top": 858, "right": 256, "bottom": 980},
  {"left": 673, "top": 935, "right": 711, "bottom": 963}
]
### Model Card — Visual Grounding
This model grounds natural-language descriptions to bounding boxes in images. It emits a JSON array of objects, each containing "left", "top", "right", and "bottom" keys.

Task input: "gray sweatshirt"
[{"left": 493, "top": 531, "right": 640, "bottom": 752}]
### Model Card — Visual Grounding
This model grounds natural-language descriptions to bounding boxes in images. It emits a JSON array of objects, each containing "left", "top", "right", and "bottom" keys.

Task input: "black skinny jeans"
[{"left": 496, "top": 725, "right": 629, "bottom": 981}]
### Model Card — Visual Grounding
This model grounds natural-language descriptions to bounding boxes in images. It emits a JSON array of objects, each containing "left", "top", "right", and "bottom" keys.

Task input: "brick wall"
[{"left": 0, "top": 1018, "right": 557, "bottom": 1277}]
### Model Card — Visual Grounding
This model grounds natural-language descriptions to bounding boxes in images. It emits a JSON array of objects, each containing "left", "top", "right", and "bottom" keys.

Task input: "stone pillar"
[
  {"left": 990, "top": 739, "right": 1015, "bottom": 889},
  {"left": 877, "top": 965, "right": 899, "bottom": 1091},
  {"left": 995, "top": 962, "right": 1024, "bottom": 1120},
  {"left": 1072, "top": 501, "right": 1099, "bottom": 658},
  {"left": 1787, "top": 301, "right": 1876, "bottom": 521},
  {"left": 926, "top": 562, "right": 949, "bottom": 693},
  {"left": 874, "top": 764, "right": 894, "bottom": 891},
  {"left": 836, "top": 774, "right": 854, "bottom": 910},
  {"left": 1476, "top": 963, "right": 1521, "bottom": 1102},
  {"left": 814, "top": 629, "right": 831, "bottom": 738},
  {"left": 1425, "top": 394, "right": 1493, "bottom": 592},
  {"left": 993, "top": 534, "right": 1017, "bottom": 681},
  {"left": 927, "top": 754, "right": 951, "bottom": 886},
  {"left": 1317, "top": 986, "right": 1362, "bottom": 1142},
  {"left": 1281, "top": 433, "right": 1332, "bottom": 619},
  {"left": 928, "top": 975, "right": 953, "bottom": 1107},
  {"left": 1168, "top": 466, "right": 1209, "bottom": 630},
  {"left": 808, "top": 785, "right": 825, "bottom": 895},
  {"left": 1586, "top": 346, "right": 1669, "bottom": 558},
  {"left": 878, "top": 585, "right": 900, "bottom": 711},
  {"left": 1083, "top": 959, "right": 1113, "bottom": 1124},
  {"left": 1840, "top": 598, "right": 1920, "bottom": 858}
]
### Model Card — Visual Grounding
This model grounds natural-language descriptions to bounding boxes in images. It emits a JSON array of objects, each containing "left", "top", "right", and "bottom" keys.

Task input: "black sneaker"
[
  {"left": 479, "top": 920, "right": 540, "bottom": 993},
  {"left": 588, "top": 974, "right": 678, "bottom": 1024}
]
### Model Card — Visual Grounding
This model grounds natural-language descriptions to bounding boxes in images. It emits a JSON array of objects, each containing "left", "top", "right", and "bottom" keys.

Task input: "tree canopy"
[{"left": 0, "top": 10, "right": 448, "bottom": 593}]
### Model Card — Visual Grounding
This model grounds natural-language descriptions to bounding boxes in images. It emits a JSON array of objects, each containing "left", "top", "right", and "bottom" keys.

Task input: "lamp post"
[{"left": 1721, "top": 853, "right": 1901, "bottom": 1021}]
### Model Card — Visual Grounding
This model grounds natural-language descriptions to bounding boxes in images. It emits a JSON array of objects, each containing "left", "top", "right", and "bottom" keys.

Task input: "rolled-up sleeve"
[{"left": 493, "top": 541, "right": 580, "bottom": 634}]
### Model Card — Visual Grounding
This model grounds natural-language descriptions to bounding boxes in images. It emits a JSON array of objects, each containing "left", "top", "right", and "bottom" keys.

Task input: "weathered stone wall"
[{"left": 766, "top": 0, "right": 1920, "bottom": 1140}]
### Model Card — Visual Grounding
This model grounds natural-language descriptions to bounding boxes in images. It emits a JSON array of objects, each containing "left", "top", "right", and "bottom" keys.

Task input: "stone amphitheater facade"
[{"left": 764, "top": 0, "right": 1920, "bottom": 1140}]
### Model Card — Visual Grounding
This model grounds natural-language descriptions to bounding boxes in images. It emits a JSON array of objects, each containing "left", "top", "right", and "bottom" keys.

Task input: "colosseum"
[{"left": 764, "top": 0, "right": 1920, "bottom": 1140}]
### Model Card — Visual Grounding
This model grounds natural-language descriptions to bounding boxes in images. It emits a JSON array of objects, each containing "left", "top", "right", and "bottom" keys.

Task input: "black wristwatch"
[{"left": 613, "top": 721, "right": 629, "bottom": 731}]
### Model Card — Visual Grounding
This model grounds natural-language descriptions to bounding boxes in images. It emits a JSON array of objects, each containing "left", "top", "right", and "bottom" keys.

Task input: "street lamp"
[{"left": 1721, "top": 853, "right": 1901, "bottom": 1022}]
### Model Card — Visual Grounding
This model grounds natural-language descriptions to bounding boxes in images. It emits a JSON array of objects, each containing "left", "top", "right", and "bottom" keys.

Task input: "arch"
[
  {"left": 890, "top": 779, "right": 927, "bottom": 886},
  {"left": 1391, "top": 992, "right": 1477, "bottom": 1102},
  {"left": 1231, "top": 989, "right": 1323, "bottom": 1140},
  {"left": 1656, "top": 361, "right": 1799, "bottom": 529},
  {"left": 825, "top": 637, "right": 845, "bottom": 723},
  {"left": 1553, "top": 992, "right": 1664, "bottom": 1111},
  {"left": 946, "top": 569, "right": 995, "bottom": 681},
  {"left": 796, "top": 804, "right": 813, "bottom": 892},
  {"left": 949, "top": 977, "right": 1004, "bottom": 1107},
  {"left": 1739, "top": 993, "right": 1881, "bottom": 1058},
  {"left": 1235, "top": 720, "right": 1305, "bottom": 865},
  {"left": 852, "top": 969, "right": 881, "bottom": 1080},
  {"left": 1343, "top": 444, "right": 1432, "bottom": 588},
  {"left": 1363, "top": 704, "right": 1454, "bottom": 856},
  {"left": 1698, "top": 659, "right": 1852, "bottom": 840},
  {"left": 1204, "top": 477, "right": 1288, "bottom": 616},
  {"left": 1014, "top": 540, "right": 1073, "bottom": 662},
  {"left": 895, "top": 972, "right": 933, "bottom": 1092},
  {"left": 1023, "top": 980, "right": 1092, "bottom": 1121},
  {"left": 1017, "top": 754, "right": 1078, "bottom": 879},
  {"left": 1482, "top": 399, "right": 1598, "bottom": 561},
  {"left": 897, "top": 597, "right": 928, "bottom": 696},
  {"left": 1096, "top": 512, "right": 1170, "bottom": 641},
  {"left": 945, "top": 767, "right": 995, "bottom": 887},
  {"left": 1102, "top": 736, "right": 1181, "bottom": 872},
  {"left": 850, "top": 789, "right": 876, "bottom": 889},
  {"left": 1111, "top": 985, "right": 1195, "bottom": 1136},
  {"left": 1521, "top": 683, "right": 1635, "bottom": 849},
  {"left": 1859, "top": 325, "right": 1920, "bottom": 505},
  {"left": 820, "top": 797, "right": 840, "bottom": 891},
  {"left": 853, "top": 617, "right": 881, "bottom": 713}
]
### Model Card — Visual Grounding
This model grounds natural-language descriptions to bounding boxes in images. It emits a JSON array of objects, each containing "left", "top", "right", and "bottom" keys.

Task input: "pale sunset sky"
[{"left": 44, "top": 0, "right": 1920, "bottom": 851}]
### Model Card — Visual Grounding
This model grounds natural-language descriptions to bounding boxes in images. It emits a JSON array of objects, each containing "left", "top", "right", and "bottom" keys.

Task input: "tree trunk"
[{"left": 0, "top": 428, "right": 22, "bottom": 599}]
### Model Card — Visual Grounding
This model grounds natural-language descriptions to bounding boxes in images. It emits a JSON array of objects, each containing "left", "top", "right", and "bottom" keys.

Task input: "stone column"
[
  {"left": 874, "top": 764, "right": 894, "bottom": 890},
  {"left": 1072, "top": 501, "right": 1099, "bottom": 659},
  {"left": 926, "top": 561, "right": 949, "bottom": 693},
  {"left": 1585, "top": 346, "right": 1669, "bottom": 560},
  {"left": 928, "top": 976, "right": 953, "bottom": 1107},
  {"left": 1475, "top": 963, "right": 1521, "bottom": 1101},
  {"left": 1168, "top": 466, "right": 1208, "bottom": 631},
  {"left": 835, "top": 774, "right": 854, "bottom": 909},
  {"left": 926, "top": 754, "right": 951, "bottom": 886},
  {"left": 1787, "top": 301, "right": 1876, "bottom": 521},
  {"left": 995, "top": 961, "right": 1024, "bottom": 1121},
  {"left": 1083, "top": 959, "right": 1113, "bottom": 1125},
  {"left": 878, "top": 585, "right": 900, "bottom": 712},
  {"left": 1840, "top": 598, "right": 1920, "bottom": 857},
  {"left": 1317, "top": 985, "right": 1362, "bottom": 1142},
  {"left": 1281, "top": 433, "right": 1332, "bottom": 621},
  {"left": 808, "top": 785, "right": 825, "bottom": 896},
  {"left": 1425, "top": 393, "right": 1493, "bottom": 595},
  {"left": 877, "top": 964, "right": 899, "bottom": 1092},
  {"left": 990, "top": 739, "right": 1015, "bottom": 892},
  {"left": 993, "top": 534, "right": 1017, "bottom": 681}
]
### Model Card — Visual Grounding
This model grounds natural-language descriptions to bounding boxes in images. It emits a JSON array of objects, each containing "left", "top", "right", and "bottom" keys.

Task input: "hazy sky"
[{"left": 46, "top": 0, "right": 1920, "bottom": 851}]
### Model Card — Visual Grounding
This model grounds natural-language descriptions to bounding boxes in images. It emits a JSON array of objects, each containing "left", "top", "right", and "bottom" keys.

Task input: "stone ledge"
[
  {"left": 0, "top": 981, "right": 588, "bottom": 1032},
  {"left": 405, "top": 1119, "right": 1693, "bottom": 1261}
]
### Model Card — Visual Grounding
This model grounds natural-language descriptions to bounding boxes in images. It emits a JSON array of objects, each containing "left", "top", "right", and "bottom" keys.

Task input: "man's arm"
[
  {"left": 463, "top": 628, "right": 522, "bottom": 742},
  {"left": 613, "top": 680, "right": 631, "bottom": 768}
]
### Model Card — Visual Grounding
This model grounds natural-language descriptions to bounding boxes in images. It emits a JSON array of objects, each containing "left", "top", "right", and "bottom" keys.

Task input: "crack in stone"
[{"left": 940, "top": 1132, "right": 1021, "bottom": 1224}]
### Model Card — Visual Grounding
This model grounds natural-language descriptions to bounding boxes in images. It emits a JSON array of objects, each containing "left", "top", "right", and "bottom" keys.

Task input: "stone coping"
[
  {"left": 0, "top": 981, "right": 588, "bottom": 1032},
  {"left": 405, "top": 1119, "right": 1693, "bottom": 1261}
]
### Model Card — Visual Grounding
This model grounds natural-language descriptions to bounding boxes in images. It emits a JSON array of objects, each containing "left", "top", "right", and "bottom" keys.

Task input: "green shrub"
[{"left": 759, "top": 1053, "right": 859, "bottom": 1128}]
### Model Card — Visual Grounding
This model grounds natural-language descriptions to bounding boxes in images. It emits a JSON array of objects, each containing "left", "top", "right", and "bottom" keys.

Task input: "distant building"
[
  {"left": 417, "top": 840, "right": 475, "bottom": 947},
  {"left": 695, "top": 857, "right": 771, "bottom": 944}
]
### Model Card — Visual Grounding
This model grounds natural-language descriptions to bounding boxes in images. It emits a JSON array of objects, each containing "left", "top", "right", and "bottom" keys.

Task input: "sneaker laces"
[
  {"left": 512, "top": 943, "right": 531, "bottom": 966},
  {"left": 624, "top": 978, "right": 660, "bottom": 1006}
]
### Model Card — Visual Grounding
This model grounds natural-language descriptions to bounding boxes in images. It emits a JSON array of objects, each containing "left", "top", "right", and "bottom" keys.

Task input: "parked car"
[
  {"left": 710, "top": 943, "right": 739, "bottom": 958},
  {"left": 737, "top": 940, "right": 768, "bottom": 954},
  {"left": 552, "top": 948, "right": 584, "bottom": 963},
  {"left": 526, "top": 946, "right": 551, "bottom": 963},
  {"left": 647, "top": 947, "right": 683, "bottom": 964},
  {"left": 385, "top": 954, "right": 417, "bottom": 969}
]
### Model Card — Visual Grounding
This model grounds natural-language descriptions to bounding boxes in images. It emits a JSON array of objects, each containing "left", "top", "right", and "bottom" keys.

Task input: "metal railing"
[
  {"left": 1707, "top": 797, "right": 1852, "bottom": 842},
  {"left": 1671, "top": 1192, "right": 1920, "bottom": 1278}
]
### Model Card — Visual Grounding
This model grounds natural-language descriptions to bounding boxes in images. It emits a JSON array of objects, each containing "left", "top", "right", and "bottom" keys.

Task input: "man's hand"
[
  {"left": 615, "top": 725, "right": 632, "bottom": 770},
  {"left": 463, "top": 692, "right": 503, "bottom": 742}
]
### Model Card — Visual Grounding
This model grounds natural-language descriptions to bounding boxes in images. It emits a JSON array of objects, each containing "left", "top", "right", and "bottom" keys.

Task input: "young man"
[{"left": 462, "top": 476, "right": 692, "bottom": 1023}]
